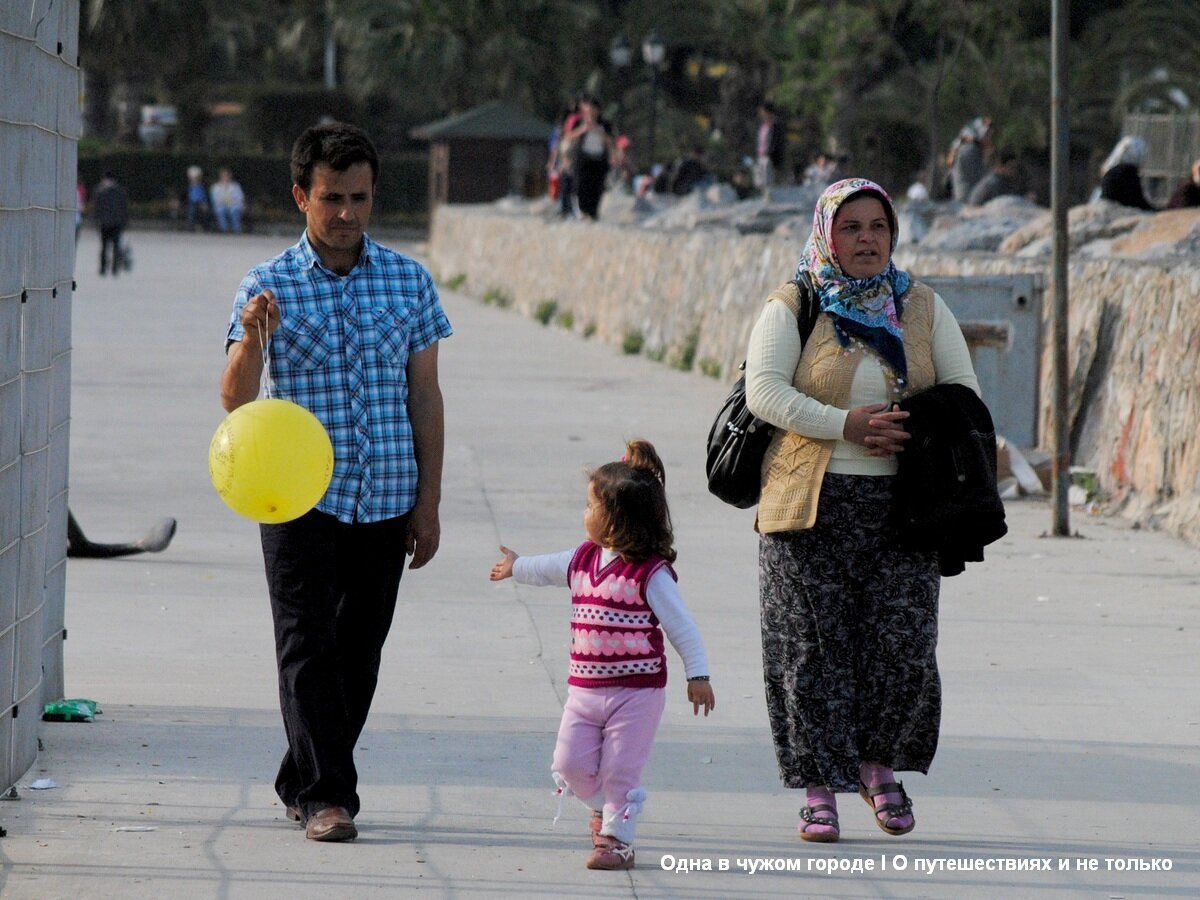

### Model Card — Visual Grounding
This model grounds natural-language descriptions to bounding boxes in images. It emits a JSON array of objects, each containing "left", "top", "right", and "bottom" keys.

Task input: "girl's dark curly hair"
[{"left": 589, "top": 439, "right": 676, "bottom": 564}]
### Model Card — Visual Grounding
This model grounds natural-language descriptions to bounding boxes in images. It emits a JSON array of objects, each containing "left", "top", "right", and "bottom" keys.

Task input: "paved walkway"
[{"left": 1, "top": 229, "right": 1197, "bottom": 898}]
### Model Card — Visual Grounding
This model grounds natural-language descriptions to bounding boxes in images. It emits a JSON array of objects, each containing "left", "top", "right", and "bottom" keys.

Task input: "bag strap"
[
  {"left": 766, "top": 276, "right": 819, "bottom": 346},
  {"left": 735, "top": 277, "right": 818, "bottom": 376}
]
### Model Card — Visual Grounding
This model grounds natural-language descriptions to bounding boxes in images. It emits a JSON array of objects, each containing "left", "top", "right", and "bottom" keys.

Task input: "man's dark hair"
[{"left": 290, "top": 122, "right": 379, "bottom": 191}]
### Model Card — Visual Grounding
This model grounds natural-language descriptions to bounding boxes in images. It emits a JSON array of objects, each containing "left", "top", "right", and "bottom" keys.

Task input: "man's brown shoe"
[
  {"left": 305, "top": 806, "right": 357, "bottom": 842},
  {"left": 285, "top": 806, "right": 303, "bottom": 825}
]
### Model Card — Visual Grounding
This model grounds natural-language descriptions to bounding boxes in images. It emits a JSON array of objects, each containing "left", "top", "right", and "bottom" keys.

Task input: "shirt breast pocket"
[
  {"left": 279, "top": 312, "right": 332, "bottom": 370},
  {"left": 372, "top": 306, "right": 412, "bottom": 368}
]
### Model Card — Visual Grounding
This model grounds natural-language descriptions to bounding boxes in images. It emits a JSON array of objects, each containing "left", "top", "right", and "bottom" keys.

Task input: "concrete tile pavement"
[{"left": 1, "top": 228, "right": 1196, "bottom": 898}]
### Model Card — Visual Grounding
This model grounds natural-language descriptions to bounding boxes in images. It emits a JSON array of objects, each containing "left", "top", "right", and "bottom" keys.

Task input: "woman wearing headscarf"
[
  {"left": 1098, "top": 136, "right": 1155, "bottom": 211},
  {"left": 744, "top": 178, "right": 980, "bottom": 842}
]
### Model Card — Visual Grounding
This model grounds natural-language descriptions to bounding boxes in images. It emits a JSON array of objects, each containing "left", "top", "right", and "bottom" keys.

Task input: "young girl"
[{"left": 489, "top": 439, "right": 716, "bottom": 870}]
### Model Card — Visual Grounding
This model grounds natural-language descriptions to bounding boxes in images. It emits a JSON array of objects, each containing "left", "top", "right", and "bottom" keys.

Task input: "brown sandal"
[
  {"left": 858, "top": 781, "right": 915, "bottom": 836},
  {"left": 798, "top": 803, "right": 840, "bottom": 843}
]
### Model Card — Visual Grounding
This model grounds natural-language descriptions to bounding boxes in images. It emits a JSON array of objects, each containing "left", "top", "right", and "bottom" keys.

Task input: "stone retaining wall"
[{"left": 429, "top": 205, "right": 1200, "bottom": 546}]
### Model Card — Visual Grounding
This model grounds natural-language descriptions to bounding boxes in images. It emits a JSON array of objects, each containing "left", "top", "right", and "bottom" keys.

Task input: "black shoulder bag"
[{"left": 705, "top": 279, "right": 819, "bottom": 508}]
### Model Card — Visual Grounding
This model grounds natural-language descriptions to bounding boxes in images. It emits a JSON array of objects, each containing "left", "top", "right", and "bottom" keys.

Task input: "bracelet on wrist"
[{"left": 687, "top": 675, "right": 710, "bottom": 682}]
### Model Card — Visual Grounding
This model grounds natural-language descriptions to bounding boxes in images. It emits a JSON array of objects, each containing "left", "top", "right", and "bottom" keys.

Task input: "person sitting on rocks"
[
  {"left": 669, "top": 146, "right": 713, "bottom": 196},
  {"left": 1166, "top": 158, "right": 1200, "bottom": 209},
  {"left": 967, "top": 152, "right": 1021, "bottom": 206},
  {"left": 804, "top": 152, "right": 839, "bottom": 188},
  {"left": 1098, "top": 136, "right": 1155, "bottom": 211},
  {"left": 210, "top": 168, "right": 246, "bottom": 233}
]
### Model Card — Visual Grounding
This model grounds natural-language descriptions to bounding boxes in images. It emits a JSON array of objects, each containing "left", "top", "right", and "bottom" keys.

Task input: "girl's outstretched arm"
[
  {"left": 491, "top": 547, "right": 575, "bottom": 586},
  {"left": 490, "top": 545, "right": 519, "bottom": 581}
]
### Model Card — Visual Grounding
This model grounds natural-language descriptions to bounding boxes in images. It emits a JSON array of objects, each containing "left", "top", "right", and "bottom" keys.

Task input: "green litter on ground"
[{"left": 42, "top": 698, "right": 100, "bottom": 722}]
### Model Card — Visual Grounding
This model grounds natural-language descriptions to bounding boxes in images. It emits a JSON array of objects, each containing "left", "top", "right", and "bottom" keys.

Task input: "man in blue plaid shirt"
[{"left": 220, "top": 123, "right": 452, "bottom": 843}]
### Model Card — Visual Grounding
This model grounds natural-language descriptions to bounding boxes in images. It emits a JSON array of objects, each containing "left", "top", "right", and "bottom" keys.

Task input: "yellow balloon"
[{"left": 208, "top": 399, "right": 334, "bottom": 524}]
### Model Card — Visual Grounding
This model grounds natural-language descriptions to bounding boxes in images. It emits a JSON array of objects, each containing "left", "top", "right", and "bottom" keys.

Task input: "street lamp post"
[
  {"left": 609, "top": 34, "right": 631, "bottom": 134},
  {"left": 642, "top": 30, "right": 665, "bottom": 168}
]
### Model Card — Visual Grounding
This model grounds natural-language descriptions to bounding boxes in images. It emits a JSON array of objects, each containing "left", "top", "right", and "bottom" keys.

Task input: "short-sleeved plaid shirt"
[{"left": 226, "top": 232, "right": 452, "bottom": 524}]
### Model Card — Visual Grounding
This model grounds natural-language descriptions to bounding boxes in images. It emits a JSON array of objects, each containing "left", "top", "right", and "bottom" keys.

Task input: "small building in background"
[
  {"left": 411, "top": 101, "right": 552, "bottom": 208},
  {"left": 138, "top": 104, "right": 178, "bottom": 146}
]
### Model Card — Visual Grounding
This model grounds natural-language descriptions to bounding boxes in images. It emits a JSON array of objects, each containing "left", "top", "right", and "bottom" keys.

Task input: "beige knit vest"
[{"left": 755, "top": 279, "right": 938, "bottom": 534}]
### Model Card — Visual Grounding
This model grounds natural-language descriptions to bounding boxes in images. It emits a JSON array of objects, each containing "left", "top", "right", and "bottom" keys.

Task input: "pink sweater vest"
[{"left": 566, "top": 541, "right": 674, "bottom": 689}]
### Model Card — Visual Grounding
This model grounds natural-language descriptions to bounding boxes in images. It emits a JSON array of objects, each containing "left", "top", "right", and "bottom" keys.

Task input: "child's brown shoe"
[{"left": 586, "top": 838, "right": 635, "bottom": 870}]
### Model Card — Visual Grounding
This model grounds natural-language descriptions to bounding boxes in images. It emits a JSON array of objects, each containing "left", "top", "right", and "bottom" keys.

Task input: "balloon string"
[{"left": 258, "top": 306, "right": 272, "bottom": 400}]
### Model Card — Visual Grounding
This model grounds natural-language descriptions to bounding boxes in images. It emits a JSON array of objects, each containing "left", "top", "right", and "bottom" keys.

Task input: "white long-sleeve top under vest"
[
  {"left": 746, "top": 292, "right": 980, "bottom": 476},
  {"left": 512, "top": 547, "right": 710, "bottom": 681}
]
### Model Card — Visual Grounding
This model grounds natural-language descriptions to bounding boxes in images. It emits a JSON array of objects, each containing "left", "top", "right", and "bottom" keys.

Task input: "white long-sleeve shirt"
[
  {"left": 745, "top": 293, "right": 980, "bottom": 476},
  {"left": 512, "top": 548, "right": 710, "bottom": 680}
]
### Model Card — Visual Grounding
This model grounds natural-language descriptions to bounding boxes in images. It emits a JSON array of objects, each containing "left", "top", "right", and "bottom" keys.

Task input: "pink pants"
[{"left": 552, "top": 685, "right": 665, "bottom": 844}]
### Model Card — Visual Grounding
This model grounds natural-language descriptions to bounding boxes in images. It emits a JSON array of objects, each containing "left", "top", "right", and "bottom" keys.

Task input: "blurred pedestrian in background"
[
  {"left": 754, "top": 101, "right": 787, "bottom": 191},
  {"left": 565, "top": 94, "right": 613, "bottom": 220},
  {"left": 211, "top": 167, "right": 246, "bottom": 233},
  {"left": 93, "top": 171, "right": 129, "bottom": 277},
  {"left": 550, "top": 102, "right": 581, "bottom": 217},
  {"left": 609, "top": 134, "right": 634, "bottom": 193},
  {"left": 75, "top": 180, "right": 86, "bottom": 243},
  {"left": 185, "top": 165, "right": 209, "bottom": 230}
]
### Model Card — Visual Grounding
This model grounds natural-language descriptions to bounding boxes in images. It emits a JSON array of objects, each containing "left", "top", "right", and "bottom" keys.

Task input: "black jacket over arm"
[{"left": 894, "top": 383, "right": 1008, "bottom": 576}]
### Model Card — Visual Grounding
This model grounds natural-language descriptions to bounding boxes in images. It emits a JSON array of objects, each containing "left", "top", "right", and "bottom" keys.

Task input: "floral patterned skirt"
[{"left": 758, "top": 473, "right": 941, "bottom": 792}]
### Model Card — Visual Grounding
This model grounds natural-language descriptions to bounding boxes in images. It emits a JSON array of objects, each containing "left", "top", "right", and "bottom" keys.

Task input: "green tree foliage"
[
  {"left": 79, "top": 0, "right": 1195, "bottom": 192},
  {"left": 82, "top": 0, "right": 217, "bottom": 142},
  {"left": 1073, "top": 0, "right": 1200, "bottom": 161},
  {"left": 333, "top": 0, "right": 603, "bottom": 126}
]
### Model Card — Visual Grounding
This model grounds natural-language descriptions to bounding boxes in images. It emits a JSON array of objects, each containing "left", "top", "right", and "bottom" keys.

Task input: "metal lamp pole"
[
  {"left": 609, "top": 35, "right": 631, "bottom": 134},
  {"left": 642, "top": 31, "right": 665, "bottom": 167},
  {"left": 1050, "top": 0, "right": 1071, "bottom": 536}
]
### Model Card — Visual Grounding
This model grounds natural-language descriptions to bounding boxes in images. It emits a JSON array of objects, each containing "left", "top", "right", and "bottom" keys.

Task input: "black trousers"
[
  {"left": 99, "top": 225, "right": 123, "bottom": 274},
  {"left": 259, "top": 508, "right": 409, "bottom": 819},
  {"left": 575, "top": 156, "right": 609, "bottom": 218}
]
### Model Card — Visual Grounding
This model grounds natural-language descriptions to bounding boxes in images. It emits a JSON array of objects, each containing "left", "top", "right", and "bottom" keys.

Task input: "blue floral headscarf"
[{"left": 794, "top": 177, "right": 910, "bottom": 379}]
